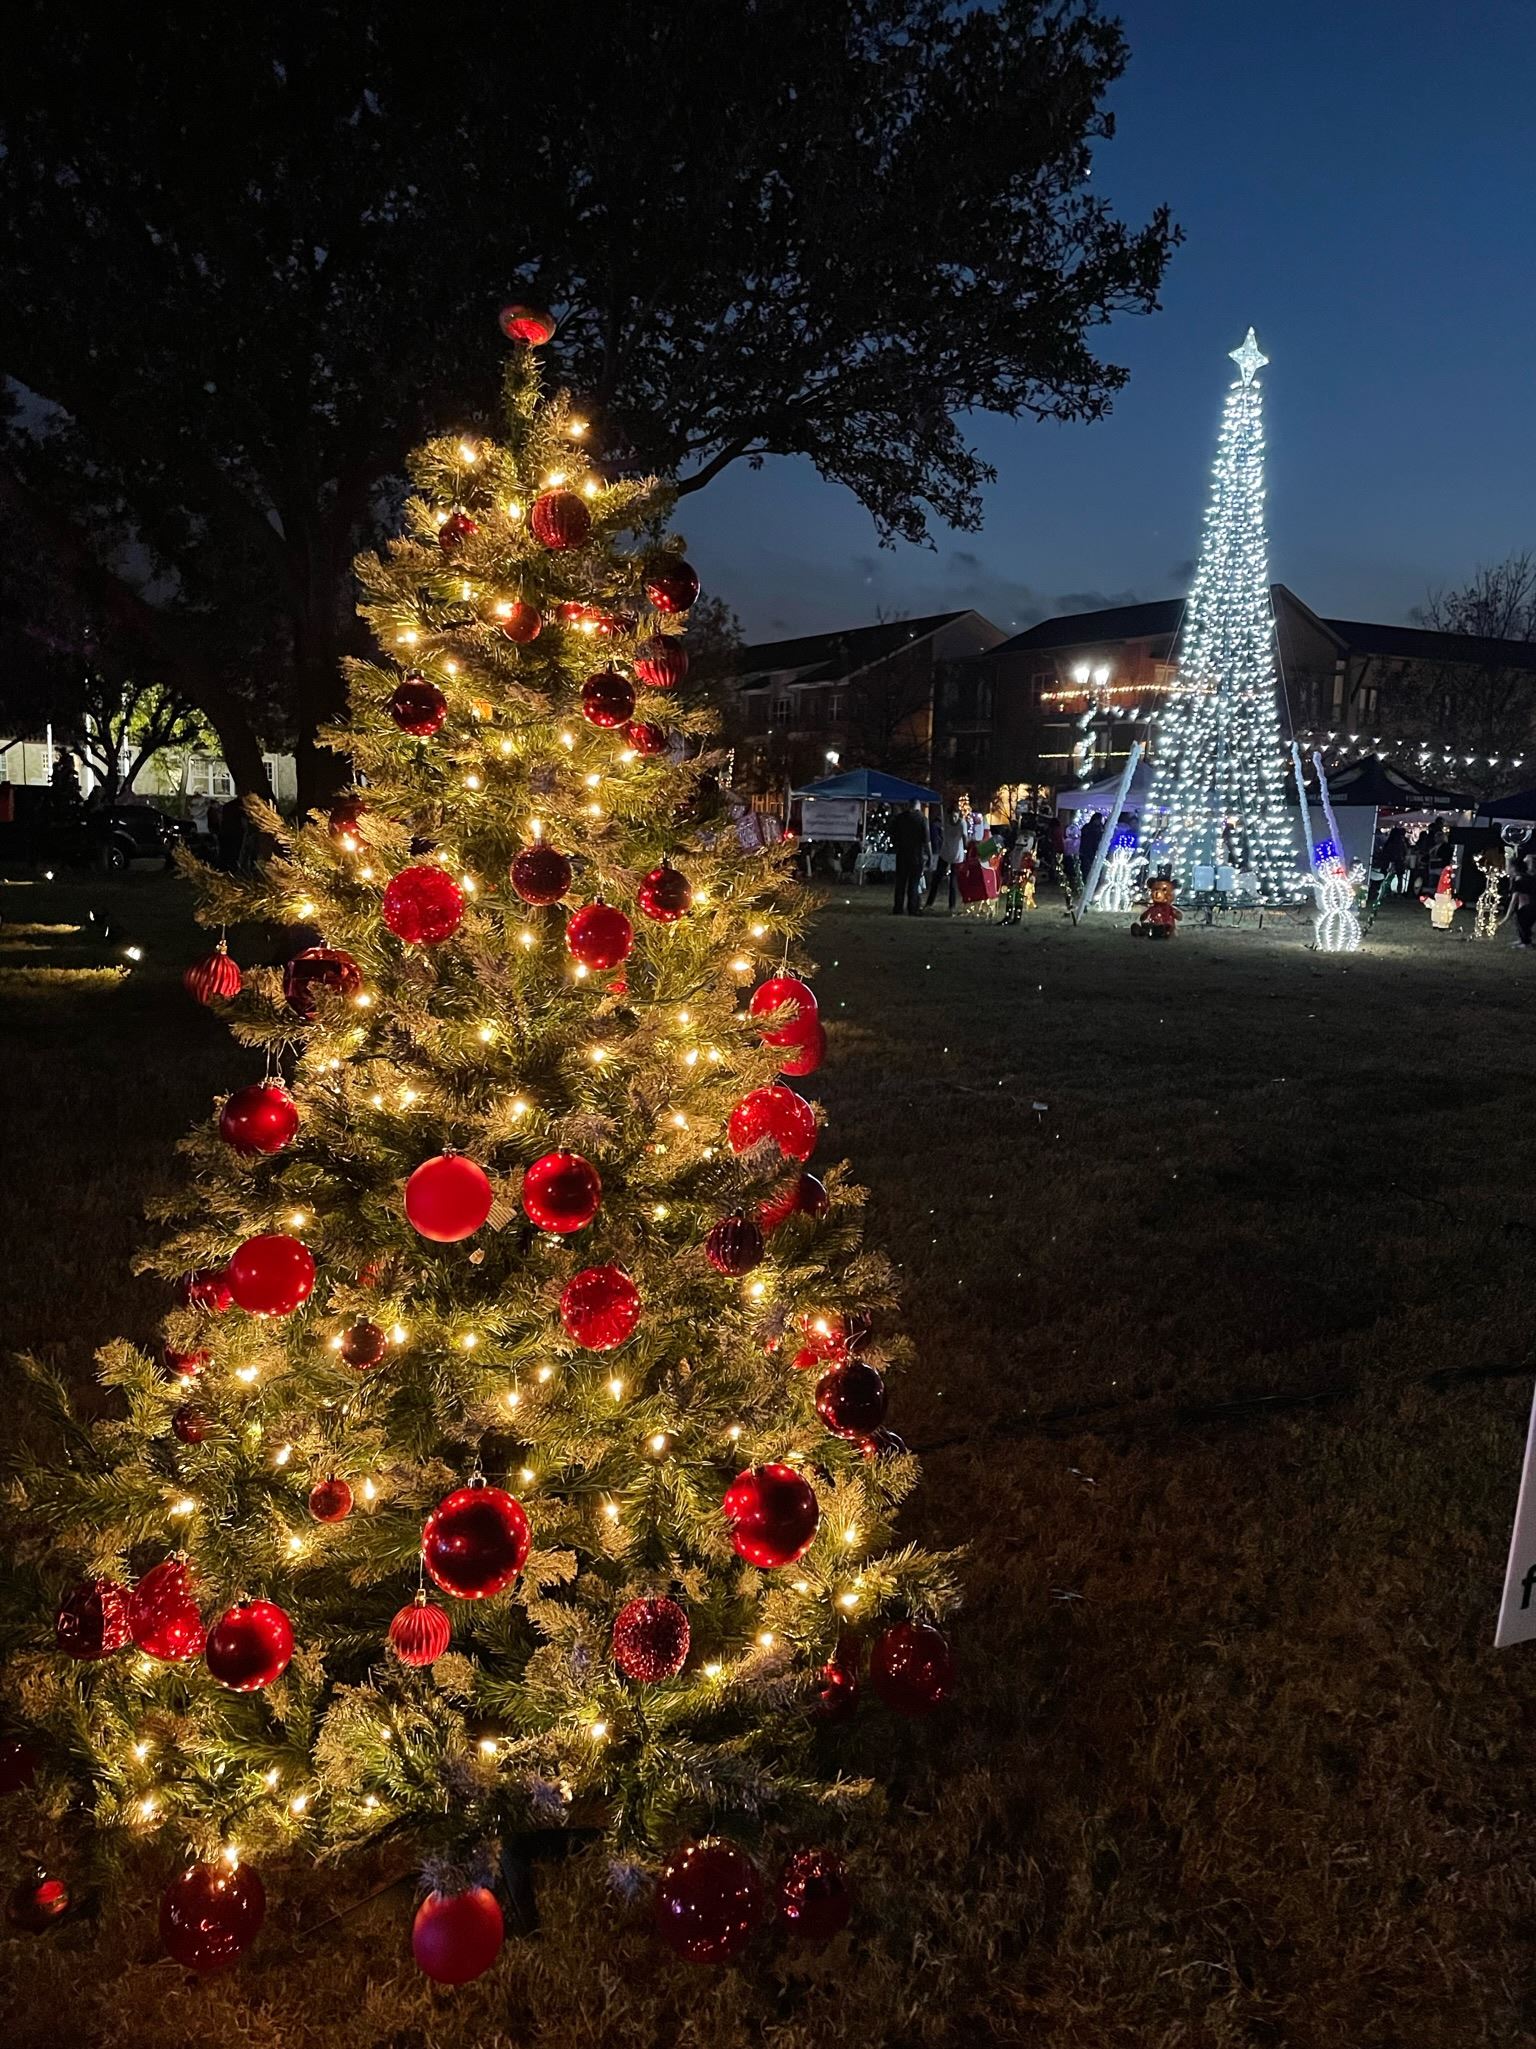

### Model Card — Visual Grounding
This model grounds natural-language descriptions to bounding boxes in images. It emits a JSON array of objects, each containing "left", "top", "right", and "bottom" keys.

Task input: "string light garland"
[{"left": 1146, "top": 329, "right": 1301, "bottom": 900}]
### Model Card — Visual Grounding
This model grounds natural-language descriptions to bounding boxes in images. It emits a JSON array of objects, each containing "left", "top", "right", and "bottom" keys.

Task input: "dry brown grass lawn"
[{"left": 4, "top": 869, "right": 1536, "bottom": 2048}]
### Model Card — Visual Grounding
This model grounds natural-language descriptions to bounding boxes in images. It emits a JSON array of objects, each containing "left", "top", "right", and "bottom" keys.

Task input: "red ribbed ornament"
[
  {"left": 530, "top": 489, "right": 591, "bottom": 550},
  {"left": 633, "top": 635, "right": 689, "bottom": 690},
  {"left": 705, "top": 1213, "right": 765, "bottom": 1276},
  {"left": 388, "top": 1595, "right": 452, "bottom": 1667},
  {"left": 184, "top": 945, "right": 242, "bottom": 1006}
]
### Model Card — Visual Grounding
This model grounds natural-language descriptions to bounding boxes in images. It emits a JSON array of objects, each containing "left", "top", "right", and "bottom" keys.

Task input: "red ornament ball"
[
  {"left": 566, "top": 901, "right": 633, "bottom": 971},
  {"left": 55, "top": 1577, "right": 131, "bottom": 1661},
  {"left": 510, "top": 842, "right": 573, "bottom": 905},
  {"left": 161, "top": 1860, "right": 265, "bottom": 1974},
  {"left": 438, "top": 510, "right": 477, "bottom": 553},
  {"left": 633, "top": 635, "right": 689, "bottom": 691},
  {"left": 176, "top": 1267, "right": 234, "bottom": 1314},
  {"left": 612, "top": 1596, "right": 690, "bottom": 1683},
  {"left": 623, "top": 718, "right": 667, "bottom": 756},
  {"left": 382, "top": 864, "right": 465, "bottom": 946},
  {"left": 282, "top": 945, "right": 362, "bottom": 1017},
  {"left": 705, "top": 1213, "right": 765, "bottom": 1277},
  {"left": 522, "top": 1150, "right": 601, "bottom": 1234},
  {"left": 309, "top": 1477, "right": 353, "bottom": 1524},
  {"left": 815, "top": 1359, "right": 888, "bottom": 1440},
  {"left": 388, "top": 1596, "right": 452, "bottom": 1668},
  {"left": 722, "top": 1464, "right": 820, "bottom": 1569},
  {"left": 758, "top": 1171, "right": 830, "bottom": 1236},
  {"left": 816, "top": 1652, "right": 861, "bottom": 1723},
  {"left": 727, "top": 1084, "right": 817, "bottom": 1164},
  {"left": 499, "top": 599, "right": 542, "bottom": 642},
  {"left": 172, "top": 1403, "right": 209, "bottom": 1445},
  {"left": 644, "top": 557, "right": 701, "bottom": 615},
  {"left": 129, "top": 1560, "right": 205, "bottom": 1663},
  {"left": 340, "top": 1319, "right": 389, "bottom": 1370},
  {"left": 404, "top": 1154, "right": 494, "bottom": 1242},
  {"left": 560, "top": 1265, "right": 641, "bottom": 1351},
  {"left": 748, "top": 975, "right": 818, "bottom": 1046},
  {"left": 412, "top": 1885, "right": 504, "bottom": 1985},
  {"left": 498, "top": 303, "right": 556, "bottom": 346},
  {"left": 637, "top": 863, "right": 692, "bottom": 923},
  {"left": 388, "top": 674, "right": 449, "bottom": 736},
  {"left": 777, "top": 1020, "right": 826, "bottom": 1077},
  {"left": 218, "top": 1083, "right": 299, "bottom": 1156},
  {"left": 530, "top": 488, "right": 591, "bottom": 551},
  {"left": 227, "top": 1233, "right": 315, "bottom": 1317},
  {"left": 870, "top": 1621, "right": 954, "bottom": 1716},
  {"left": 581, "top": 668, "right": 636, "bottom": 729},
  {"left": 422, "top": 1484, "right": 530, "bottom": 1599},
  {"left": 205, "top": 1600, "right": 293, "bottom": 1692},
  {"left": 328, "top": 798, "right": 365, "bottom": 843},
  {"left": 777, "top": 1849, "right": 852, "bottom": 1944},
  {"left": 653, "top": 1840, "right": 764, "bottom": 1964},
  {"left": 0, "top": 1739, "right": 41, "bottom": 1793},
  {"left": 184, "top": 946, "right": 242, "bottom": 1006},
  {"left": 162, "top": 1345, "right": 210, "bottom": 1380},
  {"left": 8, "top": 1872, "right": 69, "bottom": 1933}
]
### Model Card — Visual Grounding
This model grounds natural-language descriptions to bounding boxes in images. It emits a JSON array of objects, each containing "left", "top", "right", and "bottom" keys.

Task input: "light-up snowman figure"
[
  {"left": 1095, "top": 831, "right": 1138, "bottom": 913},
  {"left": 1420, "top": 864, "right": 1462, "bottom": 931},
  {"left": 1312, "top": 856, "right": 1362, "bottom": 952}
]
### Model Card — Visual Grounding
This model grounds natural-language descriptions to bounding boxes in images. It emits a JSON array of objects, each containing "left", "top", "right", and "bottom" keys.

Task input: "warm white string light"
[{"left": 1146, "top": 329, "right": 1300, "bottom": 901}]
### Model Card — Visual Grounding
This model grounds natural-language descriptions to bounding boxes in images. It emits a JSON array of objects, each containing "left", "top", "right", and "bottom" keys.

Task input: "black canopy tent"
[{"left": 1289, "top": 754, "right": 1475, "bottom": 813}]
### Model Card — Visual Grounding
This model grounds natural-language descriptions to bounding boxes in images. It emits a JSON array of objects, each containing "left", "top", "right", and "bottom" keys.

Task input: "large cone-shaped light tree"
[
  {"left": 2, "top": 327, "right": 957, "bottom": 1978},
  {"left": 1146, "top": 328, "right": 1300, "bottom": 899}
]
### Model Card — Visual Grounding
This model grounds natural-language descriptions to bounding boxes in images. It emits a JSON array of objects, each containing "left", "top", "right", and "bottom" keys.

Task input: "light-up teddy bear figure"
[
  {"left": 1474, "top": 846, "right": 1506, "bottom": 940},
  {"left": 1132, "top": 874, "right": 1180, "bottom": 940},
  {"left": 1420, "top": 864, "right": 1462, "bottom": 931},
  {"left": 1312, "top": 857, "right": 1361, "bottom": 953},
  {"left": 1095, "top": 831, "right": 1138, "bottom": 913}
]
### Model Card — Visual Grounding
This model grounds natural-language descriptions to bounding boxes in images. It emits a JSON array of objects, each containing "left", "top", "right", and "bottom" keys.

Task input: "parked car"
[{"left": 0, "top": 792, "right": 199, "bottom": 872}]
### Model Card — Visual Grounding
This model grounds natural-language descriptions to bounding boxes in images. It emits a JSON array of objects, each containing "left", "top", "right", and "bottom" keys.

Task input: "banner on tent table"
[
  {"left": 1495, "top": 1385, "right": 1536, "bottom": 1646},
  {"left": 800, "top": 798, "right": 862, "bottom": 842}
]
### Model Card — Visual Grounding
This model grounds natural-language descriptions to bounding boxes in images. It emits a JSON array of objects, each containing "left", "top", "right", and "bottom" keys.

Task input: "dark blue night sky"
[{"left": 685, "top": 0, "right": 1536, "bottom": 643}]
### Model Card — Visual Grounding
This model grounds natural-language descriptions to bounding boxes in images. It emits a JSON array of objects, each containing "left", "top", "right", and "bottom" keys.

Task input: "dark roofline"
[
  {"left": 986, "top": 599, "right": 1184, "bottom": 657},
  {"left": 1323, "top": 617, "right": 1536, "bottom": 672},
  {"left": 736, "top": 610, "right": 973, "bottom": 682}
]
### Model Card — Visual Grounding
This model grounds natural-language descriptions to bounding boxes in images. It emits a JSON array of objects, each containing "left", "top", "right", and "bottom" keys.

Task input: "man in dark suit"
[{"left": 889, "top": 801, "right": 929, "bottom": 915}]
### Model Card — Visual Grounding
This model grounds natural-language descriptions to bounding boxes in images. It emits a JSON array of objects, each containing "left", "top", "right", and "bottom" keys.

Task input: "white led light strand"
[{"left": 1146, "top": 329, "right": 1301, "bottom": 901}]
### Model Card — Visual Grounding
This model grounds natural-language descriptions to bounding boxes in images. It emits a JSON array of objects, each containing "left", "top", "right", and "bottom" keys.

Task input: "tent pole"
[{"left": 1075, "top": 741, "right": 1142, "bottom": 922}]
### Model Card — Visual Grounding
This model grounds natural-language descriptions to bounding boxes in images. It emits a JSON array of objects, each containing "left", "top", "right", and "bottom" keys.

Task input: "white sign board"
[
  {"left": 800, "top": 797, "right": 862, "bottom": 843},
  {"left": 1495, "top": 1385, "right": 1536, "bottom": 1646}
]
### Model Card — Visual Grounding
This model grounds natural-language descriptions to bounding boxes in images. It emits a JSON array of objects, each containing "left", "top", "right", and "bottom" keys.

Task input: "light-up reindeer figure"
[{"left": 1474, "top": 845, "right": 1506, "bottom": 939}]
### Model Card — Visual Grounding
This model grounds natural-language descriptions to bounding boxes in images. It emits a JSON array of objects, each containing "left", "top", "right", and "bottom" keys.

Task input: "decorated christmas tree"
[
  {"left": 1146, "top": 329, "right": 1299, "bottom": 899},
  {"left": 2, "top": 318, "right": 957, "bottom": 1978}
]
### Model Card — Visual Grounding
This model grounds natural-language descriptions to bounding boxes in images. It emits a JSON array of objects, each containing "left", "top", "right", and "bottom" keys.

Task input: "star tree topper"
[{"left": 1229, "top": 326, "right": 1269, "bottom": 385}]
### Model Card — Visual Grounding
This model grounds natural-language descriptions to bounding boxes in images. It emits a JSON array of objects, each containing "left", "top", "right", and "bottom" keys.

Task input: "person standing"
[
  {"left": 1076, "top": 808, "right": 1105, "bottom": 893},
  {"left": 925, "top": 804, "right": 966, "bottom": 912},
  {"left": 1503, "top": 857, "right": 1536, "bottom": 949},
  {"left": 1381, "top": 822, "right": 1408, "bottom": 892},
  {"left": 889, "top": 800, "right": 929, "bottom": 916}
]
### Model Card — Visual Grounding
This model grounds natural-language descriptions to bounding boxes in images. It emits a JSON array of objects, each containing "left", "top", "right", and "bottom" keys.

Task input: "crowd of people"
[{"left": 883, "top": 800, "right": 1071, "bottom": 917}]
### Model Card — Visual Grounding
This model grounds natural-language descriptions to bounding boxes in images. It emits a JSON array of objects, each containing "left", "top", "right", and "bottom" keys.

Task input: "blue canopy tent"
[
  {"left": 789, "top": 768, "right": 942, "bottom": 881},
  {"left": 789, "top": 769, "right": 941, "bottom": 804}
]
